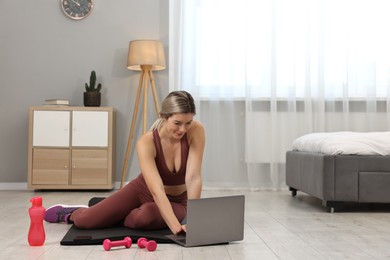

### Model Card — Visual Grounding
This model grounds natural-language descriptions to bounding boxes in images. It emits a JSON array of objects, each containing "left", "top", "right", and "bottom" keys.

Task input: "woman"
[{"left": 44, "top": 90, "right": 205, "bottom": 235}]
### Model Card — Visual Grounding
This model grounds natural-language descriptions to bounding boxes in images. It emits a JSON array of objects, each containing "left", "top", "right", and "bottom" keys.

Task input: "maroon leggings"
[{"left": 71, "top": 175, "right": 187, "bottom": 230}]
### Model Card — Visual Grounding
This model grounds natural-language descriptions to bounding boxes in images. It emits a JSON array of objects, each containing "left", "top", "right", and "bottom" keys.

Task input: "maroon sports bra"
[{"left": 152, "top": 129, "right": 189, "bottom": 186}]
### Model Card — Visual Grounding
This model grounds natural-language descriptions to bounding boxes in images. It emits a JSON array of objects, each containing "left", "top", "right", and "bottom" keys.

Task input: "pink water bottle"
[{"left": 28, "top": 196, "right": 46, "bottom": 246}]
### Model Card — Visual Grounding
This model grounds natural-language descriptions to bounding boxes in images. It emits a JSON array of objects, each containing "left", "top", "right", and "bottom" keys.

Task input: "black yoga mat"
[
  {"left": 60, "top": 197, "right": 173, "bottom": 245},
  {"left": 60, "top": 225, "right": 173, "bottom": 245}
]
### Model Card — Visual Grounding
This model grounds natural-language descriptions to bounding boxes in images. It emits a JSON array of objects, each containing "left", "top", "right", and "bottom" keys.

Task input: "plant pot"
[{"left": 84, "top": 92, "right": 101, "bottom": 107}]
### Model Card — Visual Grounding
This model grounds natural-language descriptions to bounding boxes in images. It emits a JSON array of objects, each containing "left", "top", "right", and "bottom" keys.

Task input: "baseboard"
[
  {"left": 0, "top": 182, "right": 28, "bottom": 190},
  {"left": 0, "top": 182, "right": 124, "bottom": 191},
  {"left": 0, "top": 182, "right": 283, "bottom": 191}
]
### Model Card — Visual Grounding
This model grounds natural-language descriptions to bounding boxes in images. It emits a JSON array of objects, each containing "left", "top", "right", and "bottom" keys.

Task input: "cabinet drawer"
[
  {"left": 72, "top": 111, "right": 108, "bottom": 147},
  {"left": 33, "top": 111, "right": 70, "bottom": 147},
  {"left": 32, "top": 148, "right": 69, "bottom": 185},
  {"left": 71, "top": 149, "right": 108, "bottom": 185}
]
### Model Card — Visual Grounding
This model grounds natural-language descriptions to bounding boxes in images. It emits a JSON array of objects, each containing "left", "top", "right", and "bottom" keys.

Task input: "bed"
[{"left": 286, "top": 132, "right": 390, "bottom": 212}]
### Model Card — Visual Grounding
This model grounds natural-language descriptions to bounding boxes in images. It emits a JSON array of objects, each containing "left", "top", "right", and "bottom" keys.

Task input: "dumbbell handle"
[
  {"left": 103, "top": 236, "right": 132, "bottom": 251},
  {"left": 137, "top": 237, "right": 157, "bottom": 251}
]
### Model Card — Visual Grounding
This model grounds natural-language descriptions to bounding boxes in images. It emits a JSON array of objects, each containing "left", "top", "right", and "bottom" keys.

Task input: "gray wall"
[{"left": 0, "top": 0, "right": 169, "bottom": 187}]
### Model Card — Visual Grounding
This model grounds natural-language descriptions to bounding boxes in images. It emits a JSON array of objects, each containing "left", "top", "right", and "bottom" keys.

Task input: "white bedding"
[{"left": 291, "top": 131, "right": 390, "bottom": 155}]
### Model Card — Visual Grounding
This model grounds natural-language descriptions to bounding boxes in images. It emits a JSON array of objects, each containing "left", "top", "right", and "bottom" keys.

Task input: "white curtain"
[{"left": 169, "top": 0, "right": 390, "bottom": 190}]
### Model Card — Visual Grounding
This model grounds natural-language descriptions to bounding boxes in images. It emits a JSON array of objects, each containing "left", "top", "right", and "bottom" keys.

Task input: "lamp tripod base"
[{"left": 120, "top": 66, "right": 160, "bottom": 189}]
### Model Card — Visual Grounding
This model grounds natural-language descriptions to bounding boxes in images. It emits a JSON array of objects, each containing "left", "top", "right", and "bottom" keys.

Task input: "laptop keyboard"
[{"left": 175, "top": 234, "right": 186, "bottom": 243}]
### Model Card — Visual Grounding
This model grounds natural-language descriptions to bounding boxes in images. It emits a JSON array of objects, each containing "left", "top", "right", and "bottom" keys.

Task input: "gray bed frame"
[{"left": 286, "top": 151, "right": 390, "bottom": 212}]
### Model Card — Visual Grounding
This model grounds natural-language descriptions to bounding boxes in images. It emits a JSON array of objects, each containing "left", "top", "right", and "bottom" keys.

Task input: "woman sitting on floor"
[{"left": 44, "top": 90, "right": 206, "bottom": 235}]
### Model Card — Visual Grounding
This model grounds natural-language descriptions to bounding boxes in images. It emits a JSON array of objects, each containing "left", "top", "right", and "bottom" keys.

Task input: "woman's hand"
[{"left": 174, "top": 224, "right": 187, "bottom": 235}]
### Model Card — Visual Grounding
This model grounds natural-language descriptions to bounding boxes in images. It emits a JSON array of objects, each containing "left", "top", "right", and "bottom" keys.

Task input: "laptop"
[{"left": 166, "top": 195, "right": 245, "bottom": 247}]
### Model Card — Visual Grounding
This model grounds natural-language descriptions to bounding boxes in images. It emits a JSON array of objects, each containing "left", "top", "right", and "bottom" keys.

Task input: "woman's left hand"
[
  {"left": 174, "top": 224, "right": 187, "bottom": 235},
  {"left": 181, "top": 224, "right": 187, "bottom": 233}
]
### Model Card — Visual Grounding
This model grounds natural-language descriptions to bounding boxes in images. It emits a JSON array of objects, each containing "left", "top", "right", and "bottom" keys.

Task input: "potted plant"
[{"left": 84, "top": 70, "right": 102, "bottom": 107}]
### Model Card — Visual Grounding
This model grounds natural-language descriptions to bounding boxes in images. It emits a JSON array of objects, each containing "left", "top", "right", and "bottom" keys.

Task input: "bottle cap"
[{"left": 30, "top": 196, "right": 42, "bottom": 207}]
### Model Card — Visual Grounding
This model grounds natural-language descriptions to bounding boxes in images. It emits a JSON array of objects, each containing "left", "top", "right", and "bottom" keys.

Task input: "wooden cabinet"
[{"left": 28, "top": 106, "right": 115, "bottom": 190}]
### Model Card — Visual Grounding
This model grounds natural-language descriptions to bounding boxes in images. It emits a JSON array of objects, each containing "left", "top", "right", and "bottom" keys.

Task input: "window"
[{"left": 178, "top": 0, "right": 390, "bottom": 99}]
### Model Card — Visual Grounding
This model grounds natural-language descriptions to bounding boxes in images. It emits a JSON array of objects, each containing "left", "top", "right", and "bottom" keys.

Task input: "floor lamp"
[{"left": 120, "top": 40, "right": 166, "bottom": 188}]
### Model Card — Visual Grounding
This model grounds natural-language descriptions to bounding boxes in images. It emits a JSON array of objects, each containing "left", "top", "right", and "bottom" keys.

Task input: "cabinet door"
[
  {"left": 32, "top": 148, "right": 69, "bottom": 184},
  {"left": 72, "top": 111, "right": 108, "bottom": 147},
  {"left": 71, "top": 149, "right": 108, "bottom": 185},
  {"left": 33, "top": 111, "right": 70, "bottom": 147}
]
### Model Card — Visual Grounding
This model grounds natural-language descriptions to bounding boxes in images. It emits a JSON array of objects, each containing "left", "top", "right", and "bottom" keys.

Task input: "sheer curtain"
[{"left": 169, "top": 0, "right": 390, "bottom": 190}]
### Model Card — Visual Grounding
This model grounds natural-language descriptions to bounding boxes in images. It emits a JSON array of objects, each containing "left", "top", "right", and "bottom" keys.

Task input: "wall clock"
[{"left": 61, "top": 0, "right": 94, "bottom": 20}]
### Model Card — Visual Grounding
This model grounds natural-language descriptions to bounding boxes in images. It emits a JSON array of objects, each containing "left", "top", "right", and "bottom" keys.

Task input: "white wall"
[{"left": 0, "top": 0, "right": 169, "bottom": 185}]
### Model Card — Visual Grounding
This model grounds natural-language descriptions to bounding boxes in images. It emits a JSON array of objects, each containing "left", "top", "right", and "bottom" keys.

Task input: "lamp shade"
[{"left": 127, "top": 40, "right": 166, "bottom": 71}]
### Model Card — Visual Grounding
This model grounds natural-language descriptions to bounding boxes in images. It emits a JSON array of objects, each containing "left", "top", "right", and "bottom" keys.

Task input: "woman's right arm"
[{"left": 136, "top": 133, "right": 184, "bottom": 234}]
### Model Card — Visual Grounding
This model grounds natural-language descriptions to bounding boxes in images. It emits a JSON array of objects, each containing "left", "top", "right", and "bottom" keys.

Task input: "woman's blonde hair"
[{"left": 150, "top": 90, "right": 196, "bottom": 131}]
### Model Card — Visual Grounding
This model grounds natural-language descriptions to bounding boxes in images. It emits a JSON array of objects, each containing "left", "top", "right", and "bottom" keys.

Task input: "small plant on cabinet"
[{"left": 84, "top": 70, "right": 102, "bottom": 107}]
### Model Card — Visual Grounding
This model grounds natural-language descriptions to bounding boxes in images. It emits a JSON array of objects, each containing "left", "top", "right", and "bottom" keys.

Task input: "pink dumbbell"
[
  {"left": 103, "top": 236, "right": 132, "bottom": 251},
  {"left": 137, "top": 237, "right": 157, "bottom": 252}
]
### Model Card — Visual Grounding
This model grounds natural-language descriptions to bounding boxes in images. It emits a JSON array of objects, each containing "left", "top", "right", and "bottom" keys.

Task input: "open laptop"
[{"left": 166, "top": 195, "right": 245, "bottom": 247}]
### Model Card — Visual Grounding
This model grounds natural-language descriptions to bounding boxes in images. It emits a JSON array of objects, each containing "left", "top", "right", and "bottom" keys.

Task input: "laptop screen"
[{"left": 185, "top": 195, "right": 245, "bottom": 246}]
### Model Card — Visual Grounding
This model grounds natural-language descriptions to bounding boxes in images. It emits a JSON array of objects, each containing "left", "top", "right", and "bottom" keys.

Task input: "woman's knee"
[{"left": 124, "top": 203, "right": 165, "bottom": 230}]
